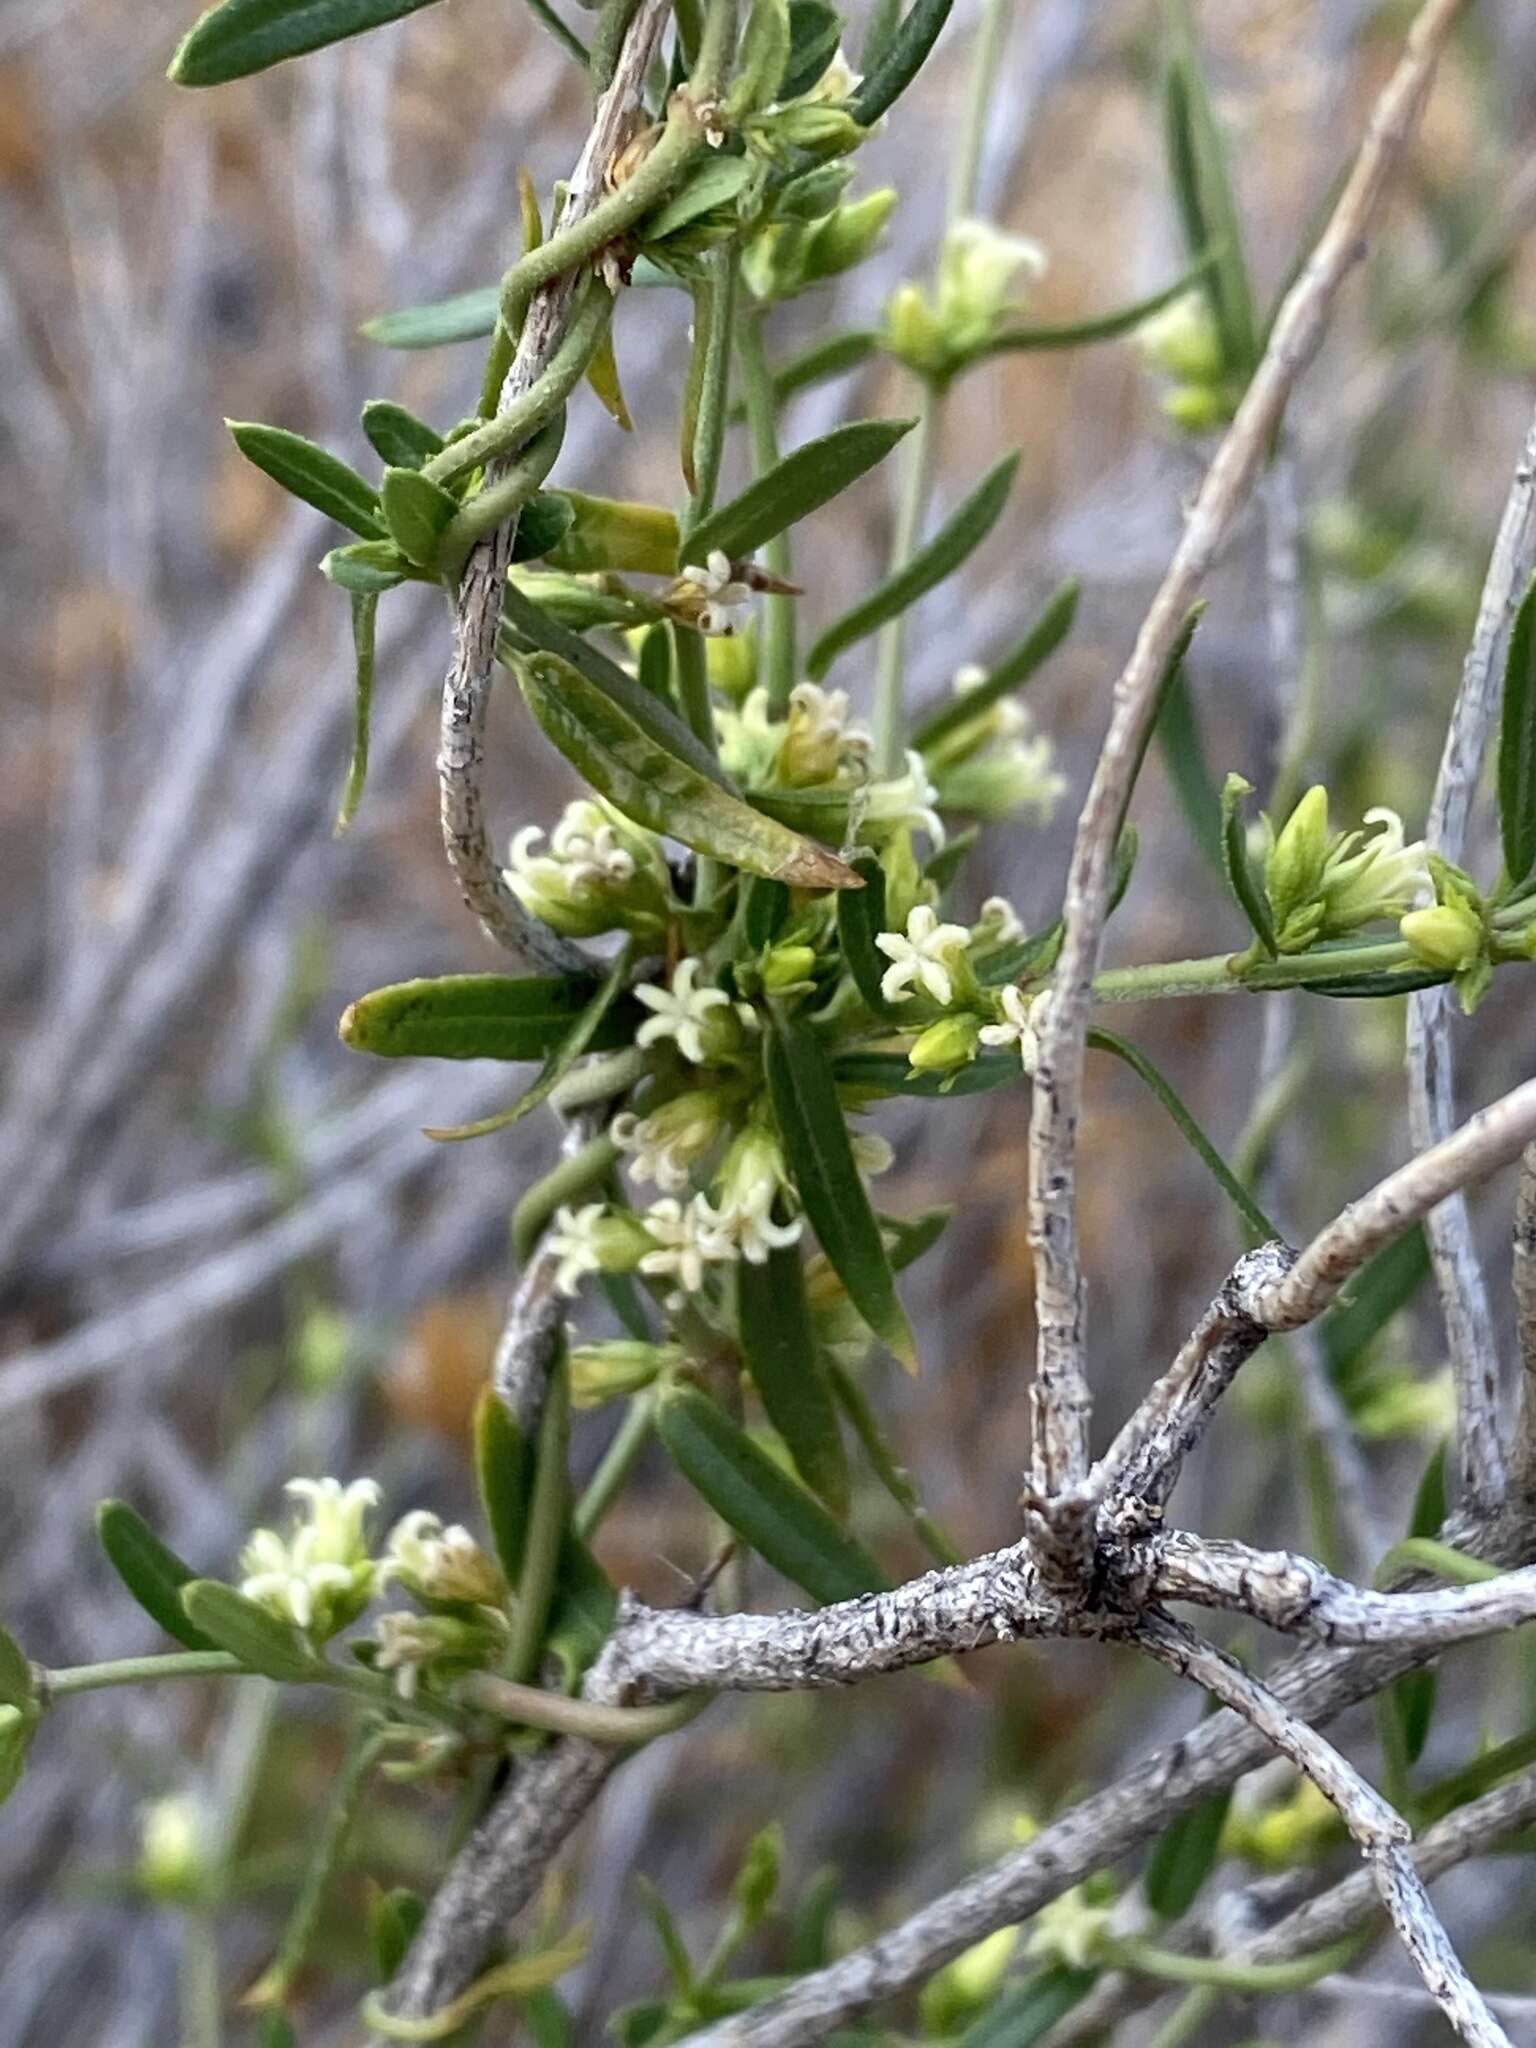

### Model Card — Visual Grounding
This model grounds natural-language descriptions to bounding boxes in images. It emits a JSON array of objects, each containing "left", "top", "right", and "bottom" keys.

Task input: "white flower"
[
  {"left": 372, "top": 1612, "right": 440, "bottom": 1700},
  {"left": 634, "top": 959, "right": 753, "bottom": 1066},
  {"left": 612, "top": 1090, "right": 725, "bottom": 1193},
  {"left": 1319, "top": 806, "right": 1429, "bottom": 933},
  {"left": 932, "top": 716, "right": 1066, "bottom": 824},
  {"left": 799, "top": 42, "right": 861, "bottom": 103},
  {"left": 975, "top": 895, "right": 1024, "bottom": 945},
  {"left": 680, "top": 550, "right": 754, "bottom": 637},
  {"left": 505, "top": 798, "right": 667, "bottom": 939},
  {"left": 849, "top": 1130, "right": 895, "bottom": 1178},
  {"left": 862, "top": 749, "right": 945, "bottom": 845},
  {"left": 713, "top": 1184, "right": 805, "bottom": 1264},
  {"left": 547, "top": 1202, "right": 610, "bottom": 1297},
  {"left": 778, "top": 682, "right": 872, "bottom": 786},
  {"left": 978, "top": 983, "right": 1042, "bottom": 1074},
  {"left": 380, "top": 1511, "right": 504, "bottom": 1605},
  {"left": 638, "top": 1193, "right": 734, "bottom": 1300},
  {"left": 874, "top": 904, "right": 972, "bottom": 1006},
  {"left": 239, "top": 1477, "right": 380, "bottom": 1637}
]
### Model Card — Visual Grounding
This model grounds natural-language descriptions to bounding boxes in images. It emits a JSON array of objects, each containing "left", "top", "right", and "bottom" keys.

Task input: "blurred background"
[{"left": 4, "top": 0, "right": 1536, "bottom": 2039}]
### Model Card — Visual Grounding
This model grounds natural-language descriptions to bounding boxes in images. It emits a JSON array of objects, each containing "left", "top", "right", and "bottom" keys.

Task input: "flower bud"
[
  {"left": 761, "top": 942, "right": 818, "bottom": 991},
  {"left": 769, "top": 102, "right": 867, "bottom": 157},
  {"left": 1401, "top": 902, "right": 1483, "bottom": 972},
  {"left": 705, "top": 627, "right": 758, "bottom": 701},
  {"left": 1160, "top": 380, "right": 1237, "bottom": 433},
  {"left": 138, "top": 1795, "right": 207, "bottom": 1902},
  {"left": 1264, "top": 785, "right": 1330, "bottom": 932},
  {"left": 1135, "top": 291, "right": 1225, "bottom": 383},
  {"left": 907, "top": 1012, "right": 983, "bottom": 1074},
  {"left": 381, "top": 1511, "right": 505, "bottom": 1606},
  {"left": 569, "top": 1340, "right": 681, "bottom": 1406}
]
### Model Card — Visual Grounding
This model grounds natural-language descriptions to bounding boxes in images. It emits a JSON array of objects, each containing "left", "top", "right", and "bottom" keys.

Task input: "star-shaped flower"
[{"left": 874, "top": 904, "right": 972, "bottom": 1006}]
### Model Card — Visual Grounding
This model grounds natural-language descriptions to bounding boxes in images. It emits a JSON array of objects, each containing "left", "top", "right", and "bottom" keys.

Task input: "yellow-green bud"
[
  {"left": 770, "top": 103, "right": 866, "bottom": 157},
  {"left": 1400, "top": 902, "right": 1483, "bottom": 972},
  {"left": 1160, "top": 380, "right": 1236, "bottom": 433},
  {"left": 761, "top": 942, "right": 818, "bottom": 991},
  {"left": 569, "top": 1341, "right": 681, "bottom": 1407},
  {"left": 705, "top": 628, "right": 757, "bottom": 701},
  {"left": 919, "top": 1927, "right": 1018, "bottom": 2035},
  {"left": 724, "top": 0, "right": 790, "bottom": 120},
  {"left": 907, "top": 1012, "right": 982, "bottom": 1074},
  {"left": 1264, "top": 785, "right": 1330, "bottom": 932},
  {"left": 1135, "top": 291, "right": 1225, "bottom": 383},
  {"left": 882, "top": 280, "right": 946, "bottom": 377},
  {"left": 138, "top": 1795, "right": 207, "bottom": 1902}
]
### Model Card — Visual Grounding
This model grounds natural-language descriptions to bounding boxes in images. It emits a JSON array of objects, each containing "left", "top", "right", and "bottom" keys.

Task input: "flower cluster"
[
  {"left": 239, "top": 1477, "right": 380, "bottom": 1639},
  {"left": 506, "top": 797, "right": 671, "bottom": 941},
  {"left": 924, "top": 666, "right": 1066, "bottom": 825},
  {"left": 874, "top": 903, "right": 1044, "bottom": 1079},
  {"left": 884, "top": 219, "right": 1048, "bottom": 382},
  {"left": 1135, "top": 290, "right": 1240, "bottom": 433},
  {"left": 1261, "top": 786, "right": 1430, "bottom": 953}
]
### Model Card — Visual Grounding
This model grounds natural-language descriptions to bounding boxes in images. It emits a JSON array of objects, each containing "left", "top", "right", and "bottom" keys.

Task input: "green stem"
[
  {"left": 1147, "top": 1986, "right": 1219, "bottom": 2048},
  {"left": 512, "top": 1133, "right": 622, "bottom": 1265},
  {"left": 946, "top": 0, "right": 1013, "bottom": 222},
  {"left": 493, "top": 104, "right": 703, "bottom": 333},
  {"left": 872, "top": 386, "right": 940, "bottom": 773},
  {"left": 690, "top": 0, "right": 740, "bottom": 98},
  {"left": 438, "top": 410, "right": 566, "bottom": 568},
  {"left": 507, "top": 1353, "right": 572, "bottom": 1684},
  {"left": 575, "top": 1389, "right": 658, "bottom": 1538},
  {"left": 425, "top": 285, "right": 611, "bottom": 487},
  {"left": 549, "top": 1046, "right": 646, "bottom": 1112},
  {"left": 456, "top": 1668, "right": 706, "bottom": 1743},
  {"left": 1090, "top": 937, "right": 1418, "bottom": 1004},
  {"left": 1111, "top": 1931, "right": 1365, "bottom": 1993},
  {"left": 682, "top": 248, "right": 739, "bottom": 537},
  {"left": 673, "top": 625, "right": 716, "bottom": 752},
  {"left": 180, "top": 1910, "right": 223, "bottom": 2048},
  {"left": 45, "top": 1650, "right": 244, "bottom": 1697},
  {"left": 735, "top": 311, "right": 797, "bottom": 711},
  {"left": 253, "top": 1720, "right": 387, "bottom": 2011}
]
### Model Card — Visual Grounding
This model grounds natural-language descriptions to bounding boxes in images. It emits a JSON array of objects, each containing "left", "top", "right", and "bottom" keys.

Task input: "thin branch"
[
  {"left": 1132, "top": 1614, "right": 1511, "bottom": 2048},
  {"left": 1042, "top": 1767, "right": 1536, "bottom": 2048},
  {"left": 1025, "top": 0, "right": 1470, "bottom": 1508},
  {"left": 1513, "top": 1143, "right": 1536, "bottom": 1494},
  {"left": 436, "top": 0, "right": 673, "bottom": 968},
  {"left": 1407, "top": 397, "right": 1536, "bottom": 1510},
  {"left": 1249, "top": 1077, "right": 1536, "bottom": 1333}
]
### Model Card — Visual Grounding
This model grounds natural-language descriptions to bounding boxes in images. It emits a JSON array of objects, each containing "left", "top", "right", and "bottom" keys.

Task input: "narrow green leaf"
[
  {"left": 1219, "top": 773, "right": 1278, "bottom": 955},
  {"left": 96, "top": 1500, "right": 219, "bottom": 1653},
  {"left": 642, "top": 157, "right": 757, "bottom": 245},
  {"left": 742, "top": 876, "right": 791, "bottom": 949},
  {"left": 340, "top": 972, "right": 640, "bottom": 1062},
  {"left": 1382, "top": 1438, "right": 1449, "bottom": 1772},
  {"left": 737, "top": 1243, "right": 850, "bottom": 1515},
  {"left": 833, "top": 1049, "right": 1018, "bottom": 1098},
  {"left": 543, "top": 492, "right": 680, "bottom": 576},
  {"left": 361, "top": 400, "right": 444, "bottom": 469},
  {"left": 170, "top": 0, "right": 445, "bottom": 84},
  {"left": 827, "top": 1354, "right": 961, "bottom": 1566},
  {"left": 1107, "top": 823, "right": 1139, "bottom": 918},
  {"left": 544, "top": 1530, "right": 618, "bottom": 1690},
  {"left": 507, "top": 1353, "right": 571, "bottom": 1684},
  {"left": 379, "top": 464, "right": 458, "bottom": 571},
  {"left": 780, "top": 0, "right": 842, "bottom": 97},
  {"left": 179, "top": 1582, "right": 320, "bottom": 1682},
  {"left": 958, "top": 1966, "right": 1097, "bottom": 2047},
  {"left": 474, "top": 1389, "right": 535, "bottom": 1586},
  {"left": 370, "top": 1887, "right": 427, "bottom": 1982},
  {"left": 0, "top": 1624, "right": 31, "bottom": 1710},
  {"left": 655, "top": 1384, "right": 885, "bottom": 1604},
  {"left": 423, "top": 943, "right": 635, "bottom": 1139},
  {"left": 334, "top": 591, "right": 378, "bottom": 835},
  {"left": 912, "top": 580, "right": 1078, "bottom": 751},
  {"left": 0, "top": 1711, "right": 34, "bottom": 1808},
  {"left": 515, "top": 650, "right": 860, "bottom": 890},
  {"left": 512, "top": 491, "right": 577, "bottom": 565},
  {"left": 686, "top": 417, "right": 913, "bottom": 562},
  {"left": 361, "top": 285, "right": 499, "bottom": 350},
  {"left": 1320, "top": 1226, "right": 1430, "bottom": 1396},
  {"left": 1143, "top": 1783, "right": 1232, "bottom": 1918},
  {"left": 1153, "top": 659, "right": 1223, "bottom": 873},
  {"left": 1088, "top": 1027, "right": 1278, "bottom": 1242},
  {"left": 228, "top": 421, "right": 384, "bottom": 539},
  {"left": 321, "top": 540, "right": 411, "bottom": 593},
  {"left": 847, "top": 0, "right": 953, "bottom": 127},
  {"left": 1300, "top": 967, "right": 1448, "bottom": 999},
  {"left": 585, "top": 323, "right": 633, "bottom": 432},
  {"left": 766, "top": 1010, "right": 917, "bottom": 1369},
  {"left": 807, "top": 452, "right": 1017, "bottom": 680},
  {"left": 836, "top": 849, "right": 905, "bottom": 1021},
  {"left": 976, "top": 250, "right": 1225, "bottom": 358},
  {"left": 636, "top": 1877, "right": 697, "bottom": 1994},
  {"left": 1498, "top": 572, "right": 1536, "bottom": 890},
  {"left": 1164, "top": 7, "right": 1257, "bottom": 375}
]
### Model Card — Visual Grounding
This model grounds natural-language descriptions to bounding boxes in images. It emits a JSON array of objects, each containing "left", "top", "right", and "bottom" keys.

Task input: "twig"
[
  {"left": 1042, "top": 1767, "right": 1536, "bottom": 2048},
  {"left": 1407, "top": 397, "right": 1536, "bottom": 1510},
  {"left": 1515, "top": 1143, "right": 1536, "bottom": 1495},
  {"left": 436, "top": 0, "right": 673, "bottom": 968},
  {"left": 1025, "top": 0, "right": 1470, "bottom": 1510},
  {"left": 1248, "top": 1077, "right": 1536, "bottom": 1334},
  {"left": 1132, "top": 1614, "right": 1511, "bottom": 2048}
]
